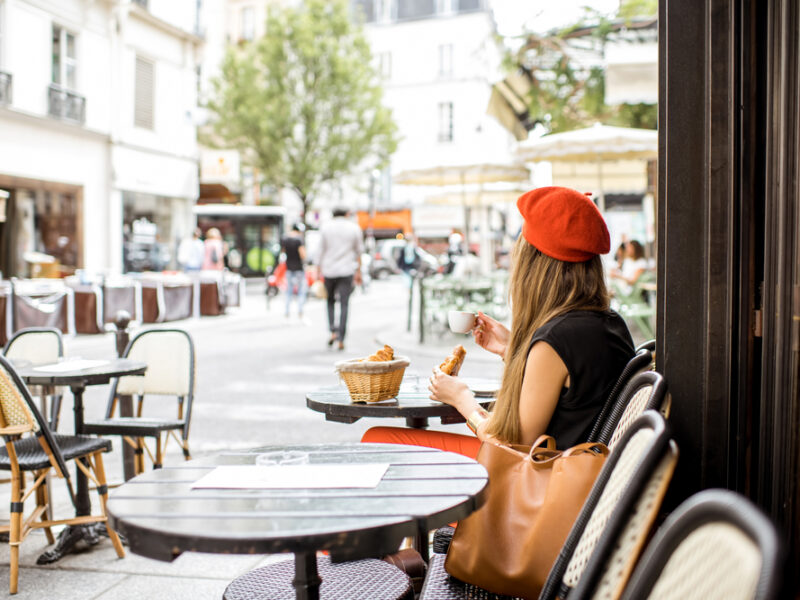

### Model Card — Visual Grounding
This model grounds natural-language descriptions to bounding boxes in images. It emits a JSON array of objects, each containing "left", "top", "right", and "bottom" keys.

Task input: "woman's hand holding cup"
[{"left": 473, "top": 311, "right": 510, "bottom": 360}]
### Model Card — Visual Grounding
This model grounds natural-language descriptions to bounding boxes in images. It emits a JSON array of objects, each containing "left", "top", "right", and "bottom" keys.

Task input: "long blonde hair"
[{"left": 484, "top": 237, "right": 610, "bottom": 444}]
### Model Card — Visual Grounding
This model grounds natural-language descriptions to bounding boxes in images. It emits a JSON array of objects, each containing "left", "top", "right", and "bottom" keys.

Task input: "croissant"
[
  {"left": 367, "top": 344, "right": 395, "bottom": 362},
  {"left": 439, "top": 345, "right": 466, "bottom": 376}
]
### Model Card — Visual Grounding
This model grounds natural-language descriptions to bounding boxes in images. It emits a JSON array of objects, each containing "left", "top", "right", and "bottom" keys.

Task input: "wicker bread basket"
[{"left": 335, "top": 356, "right": 410, "bottom": 403}]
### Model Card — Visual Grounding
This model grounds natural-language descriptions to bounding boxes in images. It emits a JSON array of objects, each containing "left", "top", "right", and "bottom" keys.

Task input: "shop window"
[
  {"left": 134, "top": 56, "right": 154, "bottom": 130},
  {"left": 35, "top": 191, "right": 79, "bottom": 271},
  {"left": 438, "top": 101, "right": 453, "bottom": 142},
  {"left": 51, "top": 25, "right": 76, "bottom": 90}
]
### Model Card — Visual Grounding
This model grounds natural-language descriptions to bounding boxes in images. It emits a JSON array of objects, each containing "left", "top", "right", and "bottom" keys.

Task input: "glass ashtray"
[{"left": 255, "top": 450, "right": 309, "bottom": 466}]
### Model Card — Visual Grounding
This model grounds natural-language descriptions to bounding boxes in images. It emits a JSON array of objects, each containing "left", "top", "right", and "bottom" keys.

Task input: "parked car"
[{"left": 369, "top": 239, "right": 440, "bottom": 279}]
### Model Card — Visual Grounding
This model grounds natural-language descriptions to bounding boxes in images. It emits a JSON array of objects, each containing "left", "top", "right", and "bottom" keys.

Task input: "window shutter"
[{"left": 134, "top": 56, "right": 154, "bottom": 129}]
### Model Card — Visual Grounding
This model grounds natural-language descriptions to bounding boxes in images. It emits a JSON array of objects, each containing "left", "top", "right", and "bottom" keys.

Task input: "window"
[
  {"left": 438, "top": 102, "right": 453, "bottom": 142},
  {"left": 134, "top": 56, "right": 154, "bottom": 130},
  {"left": 0, "top": 0, "right": 5, "bottom": 68},
  {"left": 132, "top": 0, "right": 148, "bottom": 8},
  {"left": 438, "top": 44, "right": 453, "bottom": 78},
  {"left": 456, "top": 0, "right": 481, "bottom": 12},
  {"left": 377, "top": 51, "right": 392, "bottom": 79},
  {"left": 51, "top": 25, "right": 77, "bottom": 90},
  {"left": 397, "top": 0, "right": 435, "bottom": 20},
  {"left": 240, "top": 6, "right": 255, "bottom": 41}
]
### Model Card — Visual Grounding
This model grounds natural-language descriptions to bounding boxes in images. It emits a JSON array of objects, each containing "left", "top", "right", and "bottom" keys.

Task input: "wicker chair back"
[{"left": 620, "top": 489, "right": 784, "bottom": 600}]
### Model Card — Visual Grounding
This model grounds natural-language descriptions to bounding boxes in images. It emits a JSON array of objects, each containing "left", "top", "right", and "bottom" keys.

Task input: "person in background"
[
  {"left": 446, "top": 230, "right": 464, "bottom": 274},
  {"left": 203, "top": 227, "right": 226, "bottom": 271},
  {"left": 316, "top": 208, "right": 364, "bottom": 351},
  {"left": 396, "top": 234, "right": 422, "bottom": 287},
  {"left": 178, "top": 229, "right": 205, "bottom": 272},
  {"left": 281, "top": 223, "right": 308, "bottom": 319},
  {"left": 362, "top": 186, "right": 634, "bottom": 457},
  {"left": 609, "top": 239, "right": 648, "bottom": 295}
]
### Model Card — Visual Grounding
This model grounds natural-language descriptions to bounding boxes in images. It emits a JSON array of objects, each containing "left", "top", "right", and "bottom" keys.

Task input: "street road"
[{"left": 66, "top": 276, "right": 503, "bottom": 478}]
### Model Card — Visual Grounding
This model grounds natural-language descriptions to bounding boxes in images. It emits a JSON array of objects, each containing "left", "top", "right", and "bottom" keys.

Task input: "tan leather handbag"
[{"left": 445, "top": 436, "right": 608, "bottom": 599}]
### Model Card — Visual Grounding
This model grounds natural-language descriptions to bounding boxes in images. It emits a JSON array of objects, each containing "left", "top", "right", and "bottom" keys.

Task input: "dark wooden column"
[
  {"left": 657, "top": 0, "right": 743, "bottom": 501},
  {"left": 757, "top": 0, "right": 800, "bottom": 577}
]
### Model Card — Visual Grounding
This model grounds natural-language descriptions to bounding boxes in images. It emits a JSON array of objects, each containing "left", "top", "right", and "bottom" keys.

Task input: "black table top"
[
  {"left": 306, "top": 379, "right": 496, "bottom": 425},
  {"left": 107, "top": 442, "right": 488, "bottom": 563},
  {"left": 17, "top": 358, "right": 147, "bottom": 387}
]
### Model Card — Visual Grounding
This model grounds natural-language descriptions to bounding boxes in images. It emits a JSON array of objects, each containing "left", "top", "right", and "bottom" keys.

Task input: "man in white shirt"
[{"left": 316, "top": 208, "right": 364, "bottom": 350}]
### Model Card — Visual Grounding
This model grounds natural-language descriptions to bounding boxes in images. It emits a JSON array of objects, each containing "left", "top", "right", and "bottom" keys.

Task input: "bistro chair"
[
  {"left": 223, "top": 555, "right": 414, "bottom": 600},
  {"left": 83, "top": 328, "right": 195, "bottom": 474},
  {"left": 3, "top": 327, "right": 65, "bottom": 430},
  {"left": 595, "top": 370, "right": 670, "bottom": 450},
  {"left": 419, "top": 411, "right": 678, "bottom": 600},
  {"left": 587, "top": 347, "right": 654, "bottom": 444},
  {"left": 0, "top": 354, "right": 124, "bottom": 594},
  {"left": 620, "top": 489, "right": 784, "bottom": 600}
]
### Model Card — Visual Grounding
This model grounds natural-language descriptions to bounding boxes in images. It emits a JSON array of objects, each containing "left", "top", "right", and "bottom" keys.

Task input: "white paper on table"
[
  {"left": 32, "top": 359, "right": 110, "bottom": 373},
  {"left": 190, "top": 463, "right": 391, "bottom": 490}
]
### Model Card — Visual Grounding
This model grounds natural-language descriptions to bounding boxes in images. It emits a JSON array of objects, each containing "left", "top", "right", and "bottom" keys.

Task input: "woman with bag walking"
[{"left": 362, "top": 186, "right": 635, "bottom": 455}]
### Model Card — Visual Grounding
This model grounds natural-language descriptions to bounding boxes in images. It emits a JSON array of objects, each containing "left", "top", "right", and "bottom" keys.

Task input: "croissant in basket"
[
  {"left": 439, "top": 345, "right": 466, "bottom": 376},
  {"left": 366, "top": 345, "right": 395, "bottom": 362}
]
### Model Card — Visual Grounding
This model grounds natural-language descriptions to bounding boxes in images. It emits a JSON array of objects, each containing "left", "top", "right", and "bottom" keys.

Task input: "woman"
[
  {"left": 610, "top": 239, "right": 649, "bottom": 295},
  {"left": 362, "top": 186, "right": 635, "bottom": 455},
  {"left": 202, "top": 227, "right": 226, "bottom": 271}
]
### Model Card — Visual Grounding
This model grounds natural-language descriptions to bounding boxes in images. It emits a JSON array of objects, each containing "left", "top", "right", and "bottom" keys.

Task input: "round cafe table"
[
  {"left": 306, "top": 377, "right": 498, "bottom": 429},
  {"left": 107, "top": 442, "right": 488, "bottom": 600}
]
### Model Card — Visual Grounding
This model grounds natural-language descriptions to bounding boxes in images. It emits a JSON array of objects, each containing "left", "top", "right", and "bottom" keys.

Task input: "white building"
[
  {"left": 356, "top": 0, "right": 519, "bottom": 244},
  {"left": 0, "top": 0, "right": 201, "bottom": 276}
]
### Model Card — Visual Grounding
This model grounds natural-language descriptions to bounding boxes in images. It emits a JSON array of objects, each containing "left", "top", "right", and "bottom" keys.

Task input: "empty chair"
[
  {"left": 620, "top": 489, "right": 784, "bottom": 600},
  {"left": 83, "top": 328, "right": 195, "bottom": 474},
  {"left": 419, "top": 411, "right": 678, "bottom": 600},
  {"left": 0, "top": 354, "right": 124, "bottom": 594},
  {"left": 3, "top": 327, "right": 64, "bottom": 430}
]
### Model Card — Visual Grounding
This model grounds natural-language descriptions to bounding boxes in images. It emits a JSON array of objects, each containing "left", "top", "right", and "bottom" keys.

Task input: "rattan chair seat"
[
  {"left": 83, "top": 417, "right": 185, "bottom": 437},
  {"left": 0, "top": 434, "right": 111, "bottom": 471},
  {"left": 223, "top": 555, "right": 414, "bottom": 600},
  {"left": 420, "top": 554, "right": 521, "bottom": 600}
]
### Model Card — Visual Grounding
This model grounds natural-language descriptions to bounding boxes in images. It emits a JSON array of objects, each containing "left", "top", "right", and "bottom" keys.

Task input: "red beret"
[{"left": 517, "top": 186, "right": 610, "bottom": 262}]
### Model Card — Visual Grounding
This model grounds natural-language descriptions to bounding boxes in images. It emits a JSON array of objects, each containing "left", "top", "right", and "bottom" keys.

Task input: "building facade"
[
  {"left": 356, "top": 0, "right": 518, "bottom": 243},
  {"left": 0, "top": 0, "right": 201, "bottom": 276}
]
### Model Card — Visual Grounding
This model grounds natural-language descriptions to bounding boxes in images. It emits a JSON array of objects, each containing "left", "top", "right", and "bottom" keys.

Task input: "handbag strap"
[{"left": 562, "top": 442, "right": 610, "bottom": 457}]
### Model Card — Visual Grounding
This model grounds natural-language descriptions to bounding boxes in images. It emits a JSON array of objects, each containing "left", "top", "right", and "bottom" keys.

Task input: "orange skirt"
[{"left": 361, "top": 427, "right": 481, "bottom": 460}]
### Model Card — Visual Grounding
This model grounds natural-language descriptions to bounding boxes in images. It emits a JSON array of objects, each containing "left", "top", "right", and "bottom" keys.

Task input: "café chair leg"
[
  {"left": 35, "top": 474, "right": 55, "bottom": 545},
  {"left": 9, "top": 472, "right": 23, "bottom": 595},
  {"left": 92, "top": 452, "right": 125, "bottom": 558}
]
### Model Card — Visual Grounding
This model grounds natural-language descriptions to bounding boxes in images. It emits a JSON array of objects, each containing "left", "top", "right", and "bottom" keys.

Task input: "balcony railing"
[
  {"left": 48, "top": 84, "right": 86, "bottom": 124},
  {"left": 0, "top": 71, "right": 11, "bottom": 105}
]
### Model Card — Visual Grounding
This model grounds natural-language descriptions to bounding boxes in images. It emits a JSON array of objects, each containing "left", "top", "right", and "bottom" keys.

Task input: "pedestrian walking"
[
  {"left": 203, "top": 227, "right": 226, "bottom": 271},
  {"left": 281, "top": 223, "right": 308, "bottom": 319},
  {"left": 316, "top": 207, "right": 364, "bottom": 351},
  {"left": 177, "top": 228, "right": 205, "bottom": 272}
]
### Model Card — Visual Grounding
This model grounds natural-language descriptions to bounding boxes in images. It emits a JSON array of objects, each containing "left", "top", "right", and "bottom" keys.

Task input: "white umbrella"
[
  {"left": 516, "top": 123, "right": 657, "bottom": 211},
  {"left": 393, "top": 163, "right": 530, "bottom": 273}
]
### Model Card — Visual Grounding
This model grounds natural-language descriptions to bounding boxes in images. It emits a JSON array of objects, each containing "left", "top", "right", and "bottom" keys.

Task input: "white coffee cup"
[{"left": 448, "top": 310, "right": 477, "bottom": 334}]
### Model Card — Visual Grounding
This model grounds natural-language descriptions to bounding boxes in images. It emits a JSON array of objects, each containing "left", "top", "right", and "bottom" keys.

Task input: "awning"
[{"left": 486, "top": 71, "right": 535, "bottom": 142}]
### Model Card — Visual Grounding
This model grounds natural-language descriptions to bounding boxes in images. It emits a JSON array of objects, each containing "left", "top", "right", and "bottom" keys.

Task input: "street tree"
[
  {"left": 205, "top": 0, "right": 398, "bottom": 223},
  {"left": 512, "top": 0, "right": 658, "bottom": 133}
]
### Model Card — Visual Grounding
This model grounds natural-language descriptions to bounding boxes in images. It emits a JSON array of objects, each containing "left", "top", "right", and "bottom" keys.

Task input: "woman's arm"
[{"left": 516, "top": 341, "right": 568, "bottom": 445}]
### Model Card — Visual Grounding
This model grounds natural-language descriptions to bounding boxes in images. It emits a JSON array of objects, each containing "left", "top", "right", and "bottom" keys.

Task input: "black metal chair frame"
[
  {"left": 619, "top": 489, "right": 785, "bottom": 600},
  {"left": 541, "top": 410, "right": 676, "bottom": 600},
  {"left": 83, "top": 328, "right": 195, "bottom": 474},
  {"left": 3, "top": 327, "right": 65, "bottom": 430},
  {"left": 0, "top": 353, "right": 123, "bottom": 594},
  {"left": 587, "top": 347, "right": 654, "bottom": 443},
  {"left": 592, "top": 370, "right": 669, "bottom": 447}
]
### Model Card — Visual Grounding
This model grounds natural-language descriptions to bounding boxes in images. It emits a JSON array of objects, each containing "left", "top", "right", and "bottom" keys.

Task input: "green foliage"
[
  {"left": 205, "top": 0, "right": 398, "bottom": 219},
  {"left": 515, "top": 2, "right": 657, "bottom": 133}
]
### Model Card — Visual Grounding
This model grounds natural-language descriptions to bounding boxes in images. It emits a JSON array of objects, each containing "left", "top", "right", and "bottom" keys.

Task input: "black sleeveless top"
[
  {"left": 281, "top": 236, "right": 304, "bottom": 271},
  {"left": 530, "top": 309, "right": 634, "bottom": 449}
]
